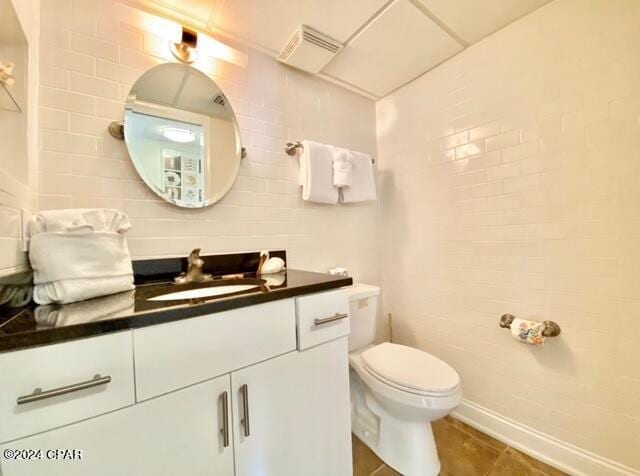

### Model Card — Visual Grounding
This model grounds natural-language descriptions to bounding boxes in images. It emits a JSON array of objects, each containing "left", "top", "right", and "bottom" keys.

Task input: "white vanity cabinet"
[
  {"left": 0, "top": 375, "right": 234, "bottom": 476},
  {"left": 232, "top": 336, "right": 352, "bottom": 476},
  {"left": 0, "top": 289, "right": 352, "bottom": 476}
]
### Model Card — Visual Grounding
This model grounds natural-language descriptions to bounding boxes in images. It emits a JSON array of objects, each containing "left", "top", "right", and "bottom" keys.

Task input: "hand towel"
[
  {"left": 298, "top": 140, "right": 339, "bottom": 204},
  {"left": 510, "top": 317, "right": 545, "bottom": 346},
  {"left": 332, "top": 147, "right": 353, "bottom": 187},
  {"left": 340, "top": 151, "right": 376, "bottom": 203}
]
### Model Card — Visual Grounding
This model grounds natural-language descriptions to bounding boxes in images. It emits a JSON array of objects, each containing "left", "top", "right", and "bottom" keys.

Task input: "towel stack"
[
  {"left": 298, "top": 140, "right": 376, "bottom": 204},
  {"left": 28, "top": 209, "right": 135, "bottom": 305}
]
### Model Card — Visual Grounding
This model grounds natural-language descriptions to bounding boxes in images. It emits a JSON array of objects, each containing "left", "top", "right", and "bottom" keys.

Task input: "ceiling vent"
[
  {"left": 278, "top": 25, "right": 344, "bottom": 74},
  {"left": 212, "top": 94, "right": 226, "bottom": 107}
]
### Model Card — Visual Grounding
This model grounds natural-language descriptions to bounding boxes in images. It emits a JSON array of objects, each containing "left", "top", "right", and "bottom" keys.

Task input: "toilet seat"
[{"left": 361, "top": 343, "right": 460, "bottom": 397}]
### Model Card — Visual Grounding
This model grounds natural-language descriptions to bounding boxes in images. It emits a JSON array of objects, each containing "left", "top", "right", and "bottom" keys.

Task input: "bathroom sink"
[{"left": 148, "top": 282, "right": 262, "bottom": 301}]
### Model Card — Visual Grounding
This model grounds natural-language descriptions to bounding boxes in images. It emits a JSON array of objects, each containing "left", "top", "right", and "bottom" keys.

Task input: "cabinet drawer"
[
  {"left": 133, "top": 299, "right": 296, "bottom": 401},
  {"left": 0, "top": 332, "right": 135, "bottom": 443},
  {"left": 296, "top": 289, "right": 349, "bottom": 350}
]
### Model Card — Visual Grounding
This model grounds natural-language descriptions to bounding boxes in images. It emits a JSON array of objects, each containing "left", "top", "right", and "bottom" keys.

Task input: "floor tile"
[
  {"left": 371, "top": 464, "right": 403, "bottom": 476},
  {"left": 432, "top": 418, "right": 502, "bottom": 476},
  {"left": 489, "top": 448, "right": 568, "bottom": 476},
  {"left": 353, "top": 434, "right": 385, "bottom": 476},
  {"left": 444, "top": 416, "right": 507, "bottom": 452}
]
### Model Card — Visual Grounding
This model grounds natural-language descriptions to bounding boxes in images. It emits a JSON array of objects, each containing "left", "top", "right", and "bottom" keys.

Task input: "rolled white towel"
[
  {"left": 332, "top": 147, "right": 353, "bottom": 188},
  {"left": 340, "top": 151, "right": 376, "bottom": 203}
]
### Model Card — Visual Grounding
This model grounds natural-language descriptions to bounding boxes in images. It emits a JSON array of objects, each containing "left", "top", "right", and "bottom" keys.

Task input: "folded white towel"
[
  {"left": 298, "top": 140, "right": 339, "bottom": 204},
  {"left": 35, "top": 289, "right": 135, "bottom": 325},
  {"left": 29, "top": 232, "right": 133, "bottom": 283},
  {"left": 29, "top": 208, "right": 131, "bottom": 236},
  {"left": 340, "top": 151, "right": 376, "bottom": 203},
  {"left": 332, "top": 147, "right": 353, "bottom": 187},
  {"left": 28, "top": 209, "right": 135, "bottom": 305}
]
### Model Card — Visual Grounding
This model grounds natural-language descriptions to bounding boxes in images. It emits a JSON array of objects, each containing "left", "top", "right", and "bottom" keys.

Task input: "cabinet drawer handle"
[
  {"left": 16, "top": 374, "right": 111, "bottom": 405},
  {"left": 240, "top": 384, "right": 250, "bottom": 437},
  {"left": 314, "top": 313, "right": 348, "bottom": 326},
  {"left": 219, "top": 391, "right": 230, "bottom": 448}
]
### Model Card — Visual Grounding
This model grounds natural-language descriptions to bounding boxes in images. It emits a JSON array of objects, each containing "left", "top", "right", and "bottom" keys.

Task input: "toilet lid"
[{"left": 361, "top": 343, "right": 460, "bottom": 395}]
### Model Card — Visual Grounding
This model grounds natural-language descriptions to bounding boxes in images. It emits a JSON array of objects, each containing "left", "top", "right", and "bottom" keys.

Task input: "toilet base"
[{"left": 350, "top": 370, "right": 441, "bottom": 476}]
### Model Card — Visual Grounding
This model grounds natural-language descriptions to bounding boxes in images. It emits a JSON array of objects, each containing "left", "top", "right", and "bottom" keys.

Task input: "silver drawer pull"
[
  {"left": 240, "top": 384, "right": 250, "bottom": 437},
  {"left": 219, "top": 391, "right": 230, "bottom": 448},
  {"left": 17, "top": 374, "right": 111, "bottom": 405},
  {"left": 314, "top": 313, "right": 348, "bottom": 326}
]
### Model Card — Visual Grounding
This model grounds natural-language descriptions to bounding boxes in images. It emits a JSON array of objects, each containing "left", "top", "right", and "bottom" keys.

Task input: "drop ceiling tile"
[
  {"left": 322, "top": 0, "right": 463, "bottom": 97},
  {"left": 212, "top": 0, "right": 390, "bottom": 53},
  {"left": 415, "top": 0, "right": 553, "bottom": 44}
]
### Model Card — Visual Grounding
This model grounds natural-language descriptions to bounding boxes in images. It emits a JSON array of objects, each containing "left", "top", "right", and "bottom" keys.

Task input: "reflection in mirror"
[{"left": 124, "top": 63, "right": 242, "bottom": 208}]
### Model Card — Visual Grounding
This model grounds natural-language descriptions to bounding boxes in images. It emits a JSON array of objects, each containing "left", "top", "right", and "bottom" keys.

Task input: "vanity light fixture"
[
  {"left": 114, "top": 3, "right": 248, "bottom": 67},
  {"left": 162, "top": 127, "right": 197, "bottom": 143}
]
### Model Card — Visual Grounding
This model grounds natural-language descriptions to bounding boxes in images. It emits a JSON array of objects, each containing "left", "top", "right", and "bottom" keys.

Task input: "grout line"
[{"left": 370, "top": 463, "right": 387, "bottom": 475}]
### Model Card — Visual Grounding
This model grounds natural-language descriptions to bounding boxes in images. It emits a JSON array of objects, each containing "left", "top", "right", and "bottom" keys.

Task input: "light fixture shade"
[
  {"left": 115, "top": 3, "right": 182, "bottom": 44},
  {"left": 162, "top": 127, "right": 197, "bottom": 143},
  {"left": 198, "top": 33, "right": 248, "bottom": 68}
]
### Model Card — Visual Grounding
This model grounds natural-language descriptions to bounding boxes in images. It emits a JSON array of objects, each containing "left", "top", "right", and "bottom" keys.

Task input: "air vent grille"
[
  {"left": 278, "top": 25, "right": 344, "bottom": 73},
  {"left": 212, "top": 94, "right": 226, "bottom": 107}
]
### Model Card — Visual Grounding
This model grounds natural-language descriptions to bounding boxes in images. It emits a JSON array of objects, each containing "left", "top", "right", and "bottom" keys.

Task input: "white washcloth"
[
  {"left": 298, "top": 140, "right": 339, "bottom": 204},
  {"left": 29, "top": 208, "right": 131, "bottom": 236},
  {"left": 340, "top": 151, "right": 376, "bottom": 203},
  {"left": 35, "top": 290, "right": 135, "bottom": 326},
  {"left": 332, "top": 147, "right": 353, "bottom": 187},
  {"left": 510, "top": 317, "right": 545, "bottom": 346}
]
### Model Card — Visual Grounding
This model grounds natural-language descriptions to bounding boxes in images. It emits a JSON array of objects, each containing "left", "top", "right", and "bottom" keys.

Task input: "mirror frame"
[{"left": 121, "top": 63, "right": 244, "bottom": 209}]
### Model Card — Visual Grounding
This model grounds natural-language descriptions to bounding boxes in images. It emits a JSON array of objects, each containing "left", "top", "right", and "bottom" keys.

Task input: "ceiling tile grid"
[{"left": 144, "top": 0, "right": 554, "bottom": 98}]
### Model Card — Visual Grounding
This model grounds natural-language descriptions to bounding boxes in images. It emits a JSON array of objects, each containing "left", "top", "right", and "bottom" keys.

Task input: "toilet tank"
[{"left": 347, "top": 283, "right": 381, "bottom": 352}]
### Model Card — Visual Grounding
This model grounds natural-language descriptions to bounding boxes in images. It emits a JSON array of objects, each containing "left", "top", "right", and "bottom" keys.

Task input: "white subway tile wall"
[
  {"left": 377, "top": 0, "right": 640, "bottom": 470},
  {"left": 37, "top": 0, "right": 379, "bottom": 283}
]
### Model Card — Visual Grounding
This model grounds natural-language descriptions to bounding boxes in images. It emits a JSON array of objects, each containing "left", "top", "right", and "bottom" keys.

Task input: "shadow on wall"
[
  {"left": 528, "top": 335, "right": 577, "bottom": 376},
  {"left": 377, "top": 167, "right": 412, "bottom": 346}
]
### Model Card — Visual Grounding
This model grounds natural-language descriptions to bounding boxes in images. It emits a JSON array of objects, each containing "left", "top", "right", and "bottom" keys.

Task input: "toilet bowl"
[{"left": 347, "top": 284, "right": 462, "bottom": 476}]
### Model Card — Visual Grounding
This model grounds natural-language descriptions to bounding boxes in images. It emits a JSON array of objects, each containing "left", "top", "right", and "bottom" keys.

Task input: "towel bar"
[
  {"left": 285, "top": 141, "right": 375, "bottom": 164},
  {"left": 499, "top": 314, "right": 561, "bottom": 337}
]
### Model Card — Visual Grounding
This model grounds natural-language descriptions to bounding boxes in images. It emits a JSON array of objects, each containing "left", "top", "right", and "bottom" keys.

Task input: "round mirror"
[{"left": 124, "top": 63, "right": 242, "bottom": 208}]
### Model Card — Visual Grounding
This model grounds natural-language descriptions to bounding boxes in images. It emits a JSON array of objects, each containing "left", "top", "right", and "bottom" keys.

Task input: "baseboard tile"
[{"left": 452, "top": 399, "right": 639, "bottom": 476}]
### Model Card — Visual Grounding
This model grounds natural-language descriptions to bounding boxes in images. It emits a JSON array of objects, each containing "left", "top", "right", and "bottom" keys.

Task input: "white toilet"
[{"left": 347, "top": 284, "right": 462, "bottom": 476}]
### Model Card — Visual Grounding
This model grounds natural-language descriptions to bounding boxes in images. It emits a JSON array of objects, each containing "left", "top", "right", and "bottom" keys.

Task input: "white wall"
[
  {"left": 377, "top": 0, "right": 640, "bottom": 471},
  {"left": 37, "top": 0, "right": 379, "bottom": 283},
  {"left": 0, "top": 0, "right": 39, "bottom": 276}
]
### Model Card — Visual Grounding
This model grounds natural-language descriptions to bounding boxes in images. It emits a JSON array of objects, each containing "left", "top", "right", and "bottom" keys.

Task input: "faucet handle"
[{"left": 188, "top": 248, "right": 204, "bottom": 267}]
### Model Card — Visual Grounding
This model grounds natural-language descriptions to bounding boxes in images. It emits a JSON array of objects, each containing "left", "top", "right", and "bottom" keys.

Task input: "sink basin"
[{"left": 148, "top": 283, "right": 261, "bottom": 301}]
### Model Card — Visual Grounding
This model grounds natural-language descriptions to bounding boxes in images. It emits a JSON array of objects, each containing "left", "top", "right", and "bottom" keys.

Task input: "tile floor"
[{"left": 352, "top": 416, "right": 568, "bottom": 476}]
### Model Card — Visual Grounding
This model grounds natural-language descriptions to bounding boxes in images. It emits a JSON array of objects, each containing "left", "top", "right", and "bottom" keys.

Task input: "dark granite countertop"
[{"left": 0, "top": 269, "right": 352, "bottom": 353}]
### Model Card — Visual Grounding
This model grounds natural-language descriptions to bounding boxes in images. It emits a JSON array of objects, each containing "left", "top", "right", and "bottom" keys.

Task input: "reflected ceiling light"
[
  {"left": 115, "top": 3, "right": 248, "bottom": 68},
  {"left": 162, "top": 127, "right": 196, "bottom": 143}
]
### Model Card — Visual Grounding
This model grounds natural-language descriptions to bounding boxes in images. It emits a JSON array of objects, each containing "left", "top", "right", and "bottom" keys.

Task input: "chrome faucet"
[{"left": 174, "top": 248, "right": 213, "bottom": 285}]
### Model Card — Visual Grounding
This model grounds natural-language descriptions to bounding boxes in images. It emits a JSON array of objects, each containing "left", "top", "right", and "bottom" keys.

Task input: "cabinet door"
[
  {"left": 0, "top": 375, "right": 234, "bottom": 476},
  {"left": 232, "top": 337, "right": 352, "bottom": 476}
]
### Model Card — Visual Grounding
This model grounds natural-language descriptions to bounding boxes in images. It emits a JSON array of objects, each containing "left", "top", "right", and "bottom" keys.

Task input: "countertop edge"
[{"left": 0, "top": 274, "right": 353, "bottom": 354}]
